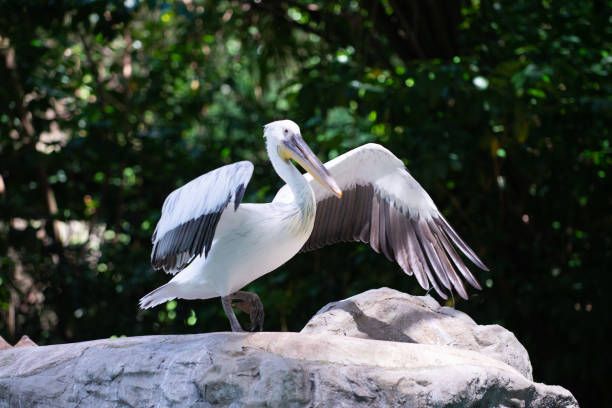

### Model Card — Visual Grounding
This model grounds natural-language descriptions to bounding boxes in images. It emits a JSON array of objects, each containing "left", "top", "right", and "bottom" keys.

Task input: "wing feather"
[
  {"left": 328, "top": 192, "right": 344, "bottom": 244},
  {"left": 353, "top": 185, "right": 372, "bottom": 241},
  {"left": 390, "top": 204, "right": 410, "bottom": 275},
  {"left": 358, "top": 185, "right": 373, "bottom": 243},
  {"left": 379, "top": 199, "right": 394, "bottom": 261},
  {"left": 369, "top": 194, "right": 381, "bottom": 253},
  {"left": 414, "top": 218, "right": 451, "bottom": 291},
  {"left": 433, "top": 218, "right": 483, "bottom": 290},
  {"left": 151, "top": 161, "right": 253, "bottom": 274},
  {"left": 406, "top": 218, "right": 432, "bottom": 292},
  {"left": 340, "top": 187, "right": 356, "bottom": 243},
  {"left": 436, "top": 215, "right": 489, "bottom": 271},
  {"left": 427, "top": 219, "right": 468, "bottom": 299},
  {"left": 412, "top": 218, "right": 449, "bottom": 295}
]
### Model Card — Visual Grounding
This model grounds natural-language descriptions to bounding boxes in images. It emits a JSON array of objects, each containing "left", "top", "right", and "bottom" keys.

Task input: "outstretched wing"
[
  {"left": 273, "top": 144, "right": 487, "bottom": 300},
  {"left": 151, "top": 161, "right": 253, "bottom": 274}
]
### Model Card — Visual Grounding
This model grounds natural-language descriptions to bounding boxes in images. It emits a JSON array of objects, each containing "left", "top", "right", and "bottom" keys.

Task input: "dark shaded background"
[{"left": 1, "top": 1, "right": 610, "bottom": 406}]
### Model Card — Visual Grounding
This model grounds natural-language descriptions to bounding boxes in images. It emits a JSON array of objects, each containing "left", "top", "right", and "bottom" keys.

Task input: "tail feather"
[{"left": 139, "top": 282, "right": 177, "bottom": 309}]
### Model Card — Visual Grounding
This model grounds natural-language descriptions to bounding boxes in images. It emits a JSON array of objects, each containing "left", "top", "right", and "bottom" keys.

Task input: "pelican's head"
[{"left": 264, "top": 120, "right": 342, "bottom": 198}]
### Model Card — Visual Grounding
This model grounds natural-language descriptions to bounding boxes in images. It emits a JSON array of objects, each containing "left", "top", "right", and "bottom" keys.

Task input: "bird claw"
[
  {"left": 232, "top": 291, "right": 264, "bottom": 332},
  {"left": 221, "top": 291, "right": 264, "bottom": 332}
]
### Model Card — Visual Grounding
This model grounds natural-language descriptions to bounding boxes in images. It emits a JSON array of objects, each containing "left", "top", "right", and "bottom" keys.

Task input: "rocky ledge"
[{"left": 0, "top": 288, "right": 578, "bottom": 407}]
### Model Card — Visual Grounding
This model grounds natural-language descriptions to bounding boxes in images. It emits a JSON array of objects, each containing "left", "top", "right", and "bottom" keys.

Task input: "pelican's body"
[
  {"left": 140, "top": 119, "right": 488, "bottom": 331},
  {"left": 164, "top": 200, "right": 314, "bottom": 301}
]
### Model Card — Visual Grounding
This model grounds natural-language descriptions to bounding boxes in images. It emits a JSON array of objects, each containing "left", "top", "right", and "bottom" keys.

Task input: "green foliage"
[{"left": 1, "top": 1, "right": 610, "bottom": 406}]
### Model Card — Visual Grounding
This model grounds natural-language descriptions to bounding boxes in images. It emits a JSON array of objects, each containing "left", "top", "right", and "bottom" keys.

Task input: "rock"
[
  {"left": 302, "top": 287, "right": 533, "bottom": 380},
  {"left": 0, "top": 332, "right": 577, "bottom": 408},
  {"left": 0, "top": 335, "right": 37, "bottom": 351},
  {"left": 13, "top": 335, "right": 37, "bottom": 348},
  {"left": 0, "top": 289, "right": 578, "bottom": 407},
  {"left": 0, "top": 337, "right": 11, "bottom": 351}
]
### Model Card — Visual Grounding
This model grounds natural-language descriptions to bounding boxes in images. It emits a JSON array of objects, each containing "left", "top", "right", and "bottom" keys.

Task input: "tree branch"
[{"left": 1, "top": 44, "right": 63, "bottom": 250}]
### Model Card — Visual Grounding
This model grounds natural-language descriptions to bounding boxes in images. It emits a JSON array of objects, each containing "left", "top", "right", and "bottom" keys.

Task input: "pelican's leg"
[
  {"left": 232, "top": 291, "right": 264, "bottom": 332},
  {"left": 221, "top": 295, "right": 245, "bottom": 332}
]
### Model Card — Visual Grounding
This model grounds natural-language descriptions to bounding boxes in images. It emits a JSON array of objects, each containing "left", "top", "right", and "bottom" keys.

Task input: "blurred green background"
[{"left": 1, "top": 0, "right": 610, "bottom": 405}]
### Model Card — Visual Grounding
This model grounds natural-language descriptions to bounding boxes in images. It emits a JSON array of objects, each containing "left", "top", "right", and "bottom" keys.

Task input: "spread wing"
[
  {"left": 273, "top": 144, "right": 487, "bottom": 300},
  {"left": 151, "top": 161, "right": 253, "bottom": 274}
]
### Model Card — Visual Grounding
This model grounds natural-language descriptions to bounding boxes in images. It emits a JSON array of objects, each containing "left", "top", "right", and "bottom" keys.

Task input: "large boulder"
[
  {"left": 302, "top": 287, "right": 533, "bottom": 380},
  {"left": 0, "top": 289, "right": 578, "bottom": 408}
]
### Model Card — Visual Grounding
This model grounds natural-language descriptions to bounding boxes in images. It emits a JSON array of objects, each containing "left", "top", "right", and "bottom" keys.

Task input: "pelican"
[{"left": 139, "top": 120, "right": 488, "bottom": 332}]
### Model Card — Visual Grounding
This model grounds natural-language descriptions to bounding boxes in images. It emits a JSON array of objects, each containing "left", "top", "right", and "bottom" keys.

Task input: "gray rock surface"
[
  {"left": 0, "top": 289, "right": 578, "bottom": 408},
  {"left": 302, "top": 287, "right": 533, "bottom": 380}
]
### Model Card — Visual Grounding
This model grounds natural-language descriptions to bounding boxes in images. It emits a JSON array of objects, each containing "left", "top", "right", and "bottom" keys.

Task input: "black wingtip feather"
[
  {"left": 424, "top": 219, "right": 469, "bottom": 300},
  {"left": 410, "top": 218, "right": 447, "bottom": 299},
  {"left": 432, "top": 217, "right": 483, "bottom": 291},
  {"left": 234, "top": 183, "right": 247, "bottom": 211},
  {"left": 435, "top": 216, "right": 489, "bottom": 271}
]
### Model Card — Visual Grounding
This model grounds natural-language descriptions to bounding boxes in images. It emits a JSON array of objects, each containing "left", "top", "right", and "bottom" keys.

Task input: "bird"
[{"left": 139, "top": 119, "right": 488, "bottom": 332}]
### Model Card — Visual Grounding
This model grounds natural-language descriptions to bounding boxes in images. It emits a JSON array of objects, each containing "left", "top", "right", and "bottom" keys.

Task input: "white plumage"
[
  {"left": 140, "top": 120, "right": 488, "bottom": 331},
  {"left": 154, "top": 161, "right": 253, "bottom": 244}
]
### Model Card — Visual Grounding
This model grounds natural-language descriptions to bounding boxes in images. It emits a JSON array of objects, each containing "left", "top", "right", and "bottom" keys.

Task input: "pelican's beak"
[{"left": 282, "top": 134, "right": 342, "bottom": 198}]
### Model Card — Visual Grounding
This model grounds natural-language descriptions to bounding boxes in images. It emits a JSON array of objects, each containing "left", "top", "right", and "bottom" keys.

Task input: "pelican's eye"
[{"left": 284, "top": 129, "right": 288, "bottom": 134}]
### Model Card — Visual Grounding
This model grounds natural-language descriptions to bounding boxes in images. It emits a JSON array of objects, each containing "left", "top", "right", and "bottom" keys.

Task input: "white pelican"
[{"left": 140, "top": 120, "right": 488, "bottom": 331}]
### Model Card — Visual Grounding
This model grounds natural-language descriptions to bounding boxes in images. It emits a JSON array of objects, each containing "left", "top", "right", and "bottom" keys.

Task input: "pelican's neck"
[{"left": 268, "top": 145, "right": 315, "bottom": 211}]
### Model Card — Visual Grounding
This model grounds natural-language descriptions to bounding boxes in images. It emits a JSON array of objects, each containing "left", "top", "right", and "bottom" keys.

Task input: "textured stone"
[
  {"left": 0, "top": 338, "right": 11, "bottom": 351},
  {"left": 0, "top": 289, "right": 578, "bottom": 408},
  {"left": 302, "top": 287, "right": 533, "bottom": 380},
  {"left": 0, "top": 333, "right": 578, "bottom": 407},
  {"left": 13, "top": 335, "right": 37, "bottom": 348},
  {"left": 0, "top": 335, "right": 37, "bottom": 351}
]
